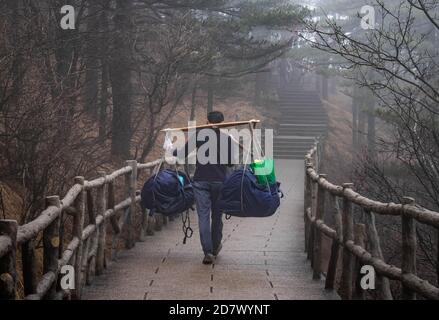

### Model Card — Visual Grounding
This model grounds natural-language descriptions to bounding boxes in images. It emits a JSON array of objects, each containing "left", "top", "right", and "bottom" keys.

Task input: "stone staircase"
[{"left": 273, "top": 89, "right": 328, "bottom": 159}]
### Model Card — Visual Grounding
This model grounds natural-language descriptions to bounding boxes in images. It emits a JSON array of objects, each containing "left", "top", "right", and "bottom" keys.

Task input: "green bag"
[{"left": 250, "top": 158, "right": 277, "bottom": 185}]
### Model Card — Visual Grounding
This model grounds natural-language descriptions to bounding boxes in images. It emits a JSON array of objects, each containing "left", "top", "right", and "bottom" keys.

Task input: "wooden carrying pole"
[{"left": 161, "top": 119, "right": 260, "bottom": 132}]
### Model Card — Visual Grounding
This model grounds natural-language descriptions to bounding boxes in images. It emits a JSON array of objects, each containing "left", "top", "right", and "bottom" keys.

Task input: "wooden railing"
[
  {"left": 304, "top": 141, "right": 439, "bottom": 300},
  {"left": 0, "top": 158, "right": 170, "bottom": 300}
]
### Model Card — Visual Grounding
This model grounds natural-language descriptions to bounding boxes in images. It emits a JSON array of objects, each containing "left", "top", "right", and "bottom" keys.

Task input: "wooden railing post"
[
  {"left": 402, "top": 197, "right": 417, "bottom": 300},
  {"left": 139, "top": 207, "right": 148, "bottom": 242},
  {"left": 96, "top": 172, "right": 107, "bottom": 275},
  {"left": 84, "top": 190, "right": 96, "bottom": 285},
  {"left": 108, "top": 181, "right": 121, "bottom": 261},
  {"left": 354, "top": 223, "right": 366, "bottom": 300},
  {"left": 107, "top": 181, "right": 119, "bottom": 234},
  {"left": 43, "top": 196, "right": 61, "bottom": 299},
  {"left": 72, "top": 176, "right": 85, "bottom": 300},
  {"left": 22, "top": 239, "right": 38, "bottom": 296},
  {"left": 313, "top": 174, "right": 327, "bottom": 280},
  {"left": 304, "top": 163, "right": 313, "bottom": 253},
  {"left": 308, "top": 180, "right": 317, "bottom": 263},
  {"left": 341, "top": 183, "right": 354, "bottom": 300},
  {"left": 0, "top": 220, "right": 18, "bottom": 300},
  {"left": 364, "top": 210, "right": 393, "bottom": 300},
  {"left": 145, "top": 168, "right": 155, "bottom": 236},
  {"left": 125, "top": 160, "right": 137, "bottom": 249},
  {"left": 325, "top": 194, "right": 342, "bottom": 290}
]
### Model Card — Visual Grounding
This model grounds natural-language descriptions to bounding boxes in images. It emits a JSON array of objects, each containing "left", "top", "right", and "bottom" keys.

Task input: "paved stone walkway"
[{"left": 82, "top": 160, "right": 339, "bottom": 300}]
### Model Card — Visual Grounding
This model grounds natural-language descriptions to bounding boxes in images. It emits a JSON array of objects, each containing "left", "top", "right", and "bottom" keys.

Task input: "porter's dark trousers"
[{"left": 192, "top": 181, "right": 223, "bottom": 255}]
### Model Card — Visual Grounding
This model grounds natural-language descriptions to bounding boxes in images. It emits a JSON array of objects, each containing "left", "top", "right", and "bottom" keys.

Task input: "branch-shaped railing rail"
[
  {"left": 0, "top": 158, "right": 168, "bottom": 300},
  {"left": 304, "top": 141, "right": 439, "bottom": 300}
]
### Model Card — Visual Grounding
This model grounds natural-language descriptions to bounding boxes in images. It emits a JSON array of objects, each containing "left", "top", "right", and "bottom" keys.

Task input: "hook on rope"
[{"left": 181, "top": 210, "right": 193, "bottom": 244}]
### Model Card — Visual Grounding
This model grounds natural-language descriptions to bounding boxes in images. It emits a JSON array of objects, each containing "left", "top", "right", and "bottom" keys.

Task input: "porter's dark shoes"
[
  {"left": 202, "top": 253, "right": 214, "bottom": 265},
  {"left": 213, "top": 243, "right": 222, "bottom": 257}
]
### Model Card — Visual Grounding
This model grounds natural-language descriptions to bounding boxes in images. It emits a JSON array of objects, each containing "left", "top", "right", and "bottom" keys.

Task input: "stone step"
[
  {"left": 274, "top": 146, "right": 312, "bottom": 151},
  {"left": 278, "top": 112, "right": 326, "bottom": 116},
  {"left": 278, "top": 125, "right": 327, "bottom": 130},
  {"left": 278, "top": 90, "right": 319, "bottom": 95},
  {"left": 274, "top": 143, "right": 314, "bottom": 150},
  {"left": 274, "top": 147, "right": 313, "bottom": 153},
  {"left": 278, "top": 125, "right": 327, "bottom": 129},
  {"left": 279, "top": 106, "right": 326, "bottom": 110},
  {"left": 278, "top": 133, "right": 326, "bottom": 138},
  {"left": 274, "top": 141, "right": 315, "bottom": 148},
  {"left": 278, "top": 116, "right": 327, "bottom": 120},
  {"left": 278, "top": 132, "right": 326, "bottom": 138},
  {"left": 279, "top": 94, "right": 321, "bottom": 98},
  {"left": 279, "top": 121, "right": 327, "bottom": 126},
  {"left": 271, "top": 146, "right": 315, "bottom": 151},
  {"left": 279, "top": 96, "right": 321, "bottom": 100},
  {"left": 274, "top": 135, "right": 315, "bottom": 145},
  {"left": 274, "top": 154, "right": 310, "bottom": 160},
  {"left": 278, "top": 104, "right": 324, "bottom": 109},
  {"left": 273, "top": 136, "right": 317, "bottom": 140},
  {"left": 279, "top": 122, "right": 327, "bottom": 128},
  {"left": 278, "top": 102, "right": 323, "bottom": 107},
  {"left": 279, "top": 116, "right": 327, "bottom": 120},
  {"left": 273, "top": 144, "right": 316, "bottom": 149},
  {"left": 278, "top": 116, "right": 326, "bottom": 120},
  {"left": 278, "top": 107, "right": 325, "bottom": 113},
  {"left": 278, "top": 104, "right": 324, "bottom": 108},
  {"left": 274, "top": 90, "right": 325, "bottom": 159},
  {"left": 279, "top": 116, "right": 328, "bottom": 121},
  {"left": 278, "top": 105, "right": 325, "bottom": 109},
  {"left": 274, "top": 135, "right": 318, "bottom": 141},
  {"left": 275, "top": 156, "right": 307, "bottom": 160},
  {"left": 274, "top": 153, "right": 309, "bottom": 160}
]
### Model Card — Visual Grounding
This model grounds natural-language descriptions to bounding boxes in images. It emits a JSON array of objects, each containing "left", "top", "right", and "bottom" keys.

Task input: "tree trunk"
[
  {"left": 366, "top": 72, "right": 377, "bottom": 158},
  {"left": 7, "top": 0, "right": 23, "bottom": 112},
  {"left": 190, "top": 83, "right": 198, "bottom": 121},
  {"left": 98, "top": 5, "right": 110, "bottom": 143},
  {"left": 316, "top": 74, "right": 321, "bottom": 95},
  {"left": 53, "top": 1, "right": 78, "bottom": 143},
  {"left": 255, "top": 72, "right": 263, "bottom": 105},
  {"left": 99, "top": 64, "right": 109, "bottom": 142},
  {"left": 357, "top": 89, "right": 367, "bottom": 150},
  {"left": 322, "top": 75, "right": 329, "bottom": 100},
  {"left": 367, "top": 96, "right": 376, "bottom": 157},
  {"left": 330, "top": 77, "right": 337, "bottom": 95},
  {"left": 110, "top": 0, "right": 133, "bottom": 158},
  {"left": 207, "top": 75, "right": 214, "bottom": 114},
  {"left": 83, "top": 2, "right": 100, "bottom": 118},
  {"left": 352, "top": 86, "right": 359, "bottom": 153}
]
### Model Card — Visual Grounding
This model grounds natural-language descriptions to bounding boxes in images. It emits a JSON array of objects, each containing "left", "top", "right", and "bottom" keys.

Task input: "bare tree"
[{"left": 304, "top": 0, "right": 439, "bottom": 288}]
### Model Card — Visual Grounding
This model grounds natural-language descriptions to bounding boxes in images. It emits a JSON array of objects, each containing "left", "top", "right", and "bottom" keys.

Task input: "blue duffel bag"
[
  {"left": 140, "top": 169, "right": 195, "bottom": 217},
  {"left": 216, "top": 169, "right": 283, "bottom": 218}
]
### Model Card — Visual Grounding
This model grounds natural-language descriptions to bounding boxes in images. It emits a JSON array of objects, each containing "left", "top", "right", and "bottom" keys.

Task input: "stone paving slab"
[{"left": 82, "top": 160, "right": 339, "bottom": 300}]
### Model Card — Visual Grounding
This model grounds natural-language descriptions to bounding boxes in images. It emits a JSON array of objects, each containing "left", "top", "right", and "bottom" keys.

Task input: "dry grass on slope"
[
  {"left": 321, "top": 92, "right": 354, "bottom": 184},
  {"left": 0, "top": 181, "right": 24, "bottom": 222}
]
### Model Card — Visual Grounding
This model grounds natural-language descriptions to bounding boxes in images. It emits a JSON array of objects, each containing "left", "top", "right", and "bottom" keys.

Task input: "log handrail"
[
  {"left": 0, "top": 158, "right": 172, "bottom": 300},
  {"left": 304, "top": 141, "right": 439, "bottom": 300}
]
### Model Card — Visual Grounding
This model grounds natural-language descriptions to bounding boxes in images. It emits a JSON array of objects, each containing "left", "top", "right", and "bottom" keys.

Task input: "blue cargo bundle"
[
  {"left": 216, "top": 169, "right": 282, "bottom": 218},
  {"left": 140, "top": 169, "right": 195, "bottom": 217}
]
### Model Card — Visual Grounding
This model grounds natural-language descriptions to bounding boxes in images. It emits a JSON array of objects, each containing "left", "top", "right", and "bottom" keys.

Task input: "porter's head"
[{"left": 207, "top": 111, "right": 224, "bottom": 125}]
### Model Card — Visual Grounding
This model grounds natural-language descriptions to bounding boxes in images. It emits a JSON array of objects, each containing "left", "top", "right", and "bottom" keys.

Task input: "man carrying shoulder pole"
[{"left": 173, "top": 111, "right": 238, "bottom": 264}]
